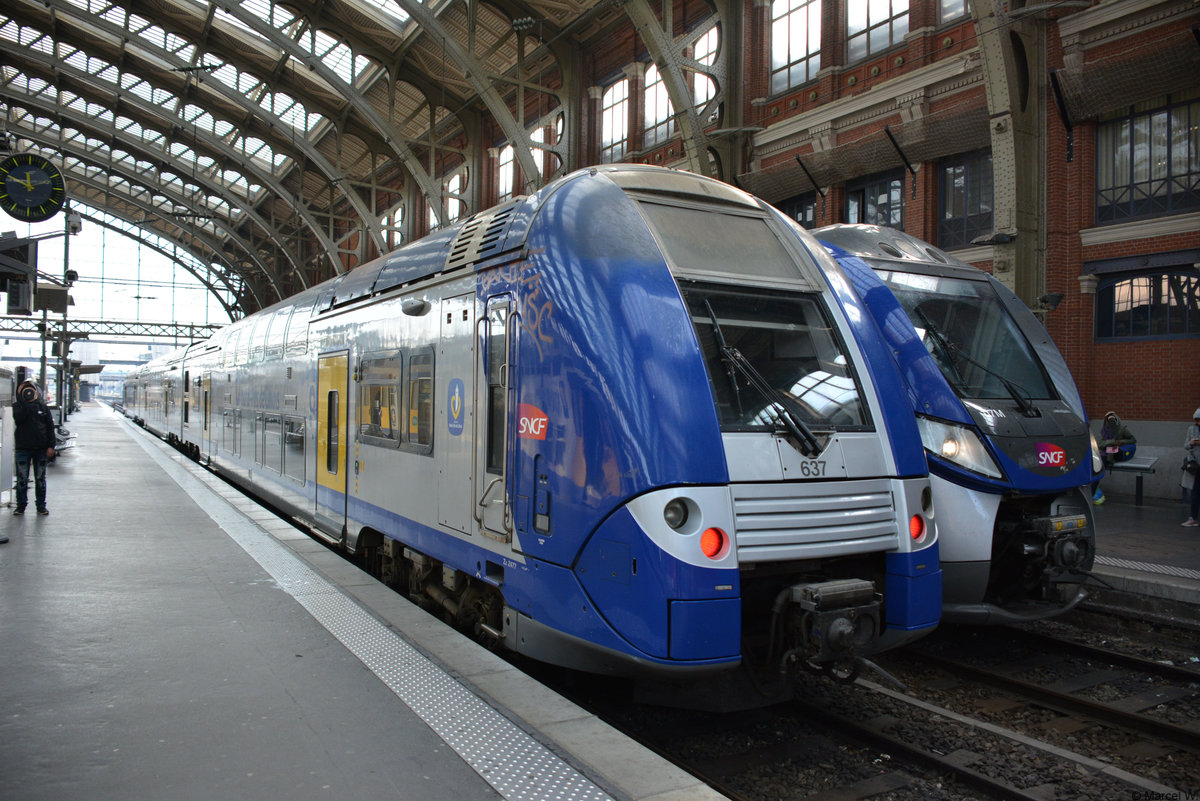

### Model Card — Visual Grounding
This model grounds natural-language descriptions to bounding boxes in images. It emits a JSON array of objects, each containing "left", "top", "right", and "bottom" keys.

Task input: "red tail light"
[
  {"left": 700, "top": 527, "right": 728, "bottom": 559},
  {"left": 909, "top": 515, "right": 926, "bottom": 540}
]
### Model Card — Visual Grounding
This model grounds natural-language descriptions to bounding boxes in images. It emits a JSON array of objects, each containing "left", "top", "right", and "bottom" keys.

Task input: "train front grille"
[{"left": 732, "top": 479, "right": 901, "bottom": 563}]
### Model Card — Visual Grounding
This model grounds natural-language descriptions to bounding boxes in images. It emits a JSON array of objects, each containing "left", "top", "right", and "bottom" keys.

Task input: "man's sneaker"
[
  {"left": 0, "top": 534, "right": 9, "bottom": 543},
  {"left": 36, "top": 508, "right": 49, "bottom": 516},
  {"left": 13, "top": 507, "right": 25, "bottom": 516}
]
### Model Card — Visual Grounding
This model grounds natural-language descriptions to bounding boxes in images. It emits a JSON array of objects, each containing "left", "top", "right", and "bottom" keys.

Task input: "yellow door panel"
[{"left": 317, "top": 352, "right": 348, "bottom": 496}]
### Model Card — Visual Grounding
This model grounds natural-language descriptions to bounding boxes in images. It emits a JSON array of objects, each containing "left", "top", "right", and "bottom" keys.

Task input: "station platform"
[{"left": 0, "top": 404, "right": 724, "bottom": 801}]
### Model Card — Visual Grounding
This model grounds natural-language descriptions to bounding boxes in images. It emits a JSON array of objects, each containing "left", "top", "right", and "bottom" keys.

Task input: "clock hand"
[{"left": 22, "top": 174, "right": 34, "bottom": 191}]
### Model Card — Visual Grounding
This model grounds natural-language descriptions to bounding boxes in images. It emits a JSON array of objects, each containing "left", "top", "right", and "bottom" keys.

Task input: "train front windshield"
[
  {"left": 681, "top": 282, "right": 868, "bottom": 432},
  {"left": 876, "top": 270, "right": 1054, "bottom": 401}
]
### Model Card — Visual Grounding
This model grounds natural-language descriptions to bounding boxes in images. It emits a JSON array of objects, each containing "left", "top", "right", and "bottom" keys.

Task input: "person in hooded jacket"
[
  {"left": 11, "top": 379, "right": 56, "bottom": 516},
  {"left": 1092, "top": 411, "right": 1137, "bottom": 506}
]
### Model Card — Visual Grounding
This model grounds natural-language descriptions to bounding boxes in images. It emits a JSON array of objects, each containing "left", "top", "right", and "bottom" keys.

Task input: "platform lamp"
[{"left": 56, "top": 206, "right": 81, "bottom": 425}]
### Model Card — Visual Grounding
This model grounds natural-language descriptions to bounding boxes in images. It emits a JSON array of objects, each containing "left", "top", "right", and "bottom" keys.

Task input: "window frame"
[
  {"left": 357, "top": 351, "right": 404, "bottom": 450},
  {"left": 938, "top": 149, "right": 994, "bottom": 251},
  {"left": 846, "top": 0, "right": 909, "bottom": 64},
  {"left": 600, "top": 78, "right": 629, "bottom": 164},
  {"left": 770, "top": 0, "right": 822, "bottom": 96},
  {"left": 405, "top": 347, "right": 435, "bottom": 455},
  {"left": 1095, "top": 96, "right": 1200, "bottom": 225},
  {"left": 1095, "top": 269, "right": 1200, "bottom": 341},
  {"left": 643, "top": 63, "right": 674, "bottom": 147},
  {"left": 845, "top": 169, "right": 905, "bottom": 229}
]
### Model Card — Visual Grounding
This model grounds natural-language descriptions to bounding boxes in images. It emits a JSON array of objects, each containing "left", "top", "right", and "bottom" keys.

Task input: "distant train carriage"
[
  {"left": 124, "top": 167, "right": 940, "bottom": 700},
  {"left": 816, "top": 224, "right": 1096, "bottom": 624}
]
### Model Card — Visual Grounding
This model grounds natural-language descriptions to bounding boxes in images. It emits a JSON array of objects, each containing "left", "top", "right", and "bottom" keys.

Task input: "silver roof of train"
[{"left": 813, "top": 224, "right": 974, "bottom": 271}]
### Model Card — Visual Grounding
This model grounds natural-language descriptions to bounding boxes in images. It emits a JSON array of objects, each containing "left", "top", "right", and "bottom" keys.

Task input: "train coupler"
[{"left": 774, "top": 578, "right": 881, "bottom": 670}]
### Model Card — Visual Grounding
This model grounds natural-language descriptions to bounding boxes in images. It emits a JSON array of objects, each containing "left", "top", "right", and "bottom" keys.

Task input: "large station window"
[
  {"left": 600, "top": 79, "right": 629, "bottom": 164},
  {"left": 1096, "top": 270, "right": 1200, "bottom": 340},
  {"left": 939, "top": 150, "right": 993, "bottom": 250},
  {"left": 846, "top": 0, "right": 908, "bottom": 63},
  {"left": 1096, "top": 96, "right": 1200, "bottom": 224},
  {"left": 846, "top": 170, "right": 904, "bottom": 229},
  {"left": 770, "top": 0, "right": 821, "bottom": 95}
]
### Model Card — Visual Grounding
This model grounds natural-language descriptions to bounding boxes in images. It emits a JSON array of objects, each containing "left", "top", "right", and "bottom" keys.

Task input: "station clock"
[{"left": 0, "top": 153, "right": 67, "bottom": 223}]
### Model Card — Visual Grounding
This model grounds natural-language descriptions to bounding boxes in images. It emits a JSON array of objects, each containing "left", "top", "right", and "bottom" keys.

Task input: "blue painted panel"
[
  {"left": 669, "top": 598, "right": 741, "bottom": 660},
  {"left": 885, "top": 544, "right": 942, "bottom": 630},
  {"left": 506, "top": 171, "right": 728, "bottom": 567},
  {"left": 575, "top": 507, "right": 740, "bottom": 659}
]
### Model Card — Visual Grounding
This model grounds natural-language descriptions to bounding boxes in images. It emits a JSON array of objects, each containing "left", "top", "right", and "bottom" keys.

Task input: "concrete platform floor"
[{"left": 0, "top": 404, "right": 722, "bottom": 801}]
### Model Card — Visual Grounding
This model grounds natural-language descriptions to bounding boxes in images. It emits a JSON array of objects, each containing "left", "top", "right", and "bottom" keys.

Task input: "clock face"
[{"left": 0, "top": 153, "right": 67, "bottom": 223}]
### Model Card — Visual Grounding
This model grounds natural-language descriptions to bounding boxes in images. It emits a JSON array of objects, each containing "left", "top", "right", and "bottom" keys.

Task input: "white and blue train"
[
  {"left": 816, "top": 224, "right": 1096, "bottom": 624},
  {"left": 123, "top": 167, "right": 940, "bottom": 697}
]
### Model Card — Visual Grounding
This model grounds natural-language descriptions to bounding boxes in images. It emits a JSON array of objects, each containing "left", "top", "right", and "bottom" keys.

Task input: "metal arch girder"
[
  {"left": 0, "top": 43, "right": 341, "bottom": 287},
  {"left": 23, "top": 0, "right": 384, "bottom": 259},
  {"left": 621, "top": 0, "right": 724, "bottom": 176},
  {"left": 218, "top": 0, "right": 444, "bottom": 217},
  {"left": 389, "top": 0, "right": 544, "bottom": 196},
  {"left": 0, "top": 82, "right": 302, "bottom": 296},
  {"left": 2, "top": 114, "right": 248, "bottom": 298},
  {"left": 0, "top": 92, "right": 282, "bottom": 304},
  {"left": 0, "top": 315, "right": 225, "bottom": 341},
  {"left": 54, "top": 162, "right": 269, "bottom": 311},
  {"left": 71, "top": 211, "right": 242, "bottom": 320}
]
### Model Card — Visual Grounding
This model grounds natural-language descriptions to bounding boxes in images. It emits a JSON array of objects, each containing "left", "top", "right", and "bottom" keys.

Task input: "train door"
[
  {"left": 438, "top": 294, "right": 475, "bottom": 535},
  {"left": 475, "top": 296, "right": 512, "bottom": 541},
  {"left": 316, "top": 351, "right": 349, "bottom": 537}
]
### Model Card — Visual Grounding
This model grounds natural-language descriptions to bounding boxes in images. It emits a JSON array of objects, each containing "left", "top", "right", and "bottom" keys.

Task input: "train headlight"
[
  {"left": 916, "top": 416, "right": 1003, "bottom": 478},
  {"left": 1090, "top": 431, "right": 1104, "bottom": 474},
  {"left": 663, "top": 498, "right": 689, "bottom": 529}
]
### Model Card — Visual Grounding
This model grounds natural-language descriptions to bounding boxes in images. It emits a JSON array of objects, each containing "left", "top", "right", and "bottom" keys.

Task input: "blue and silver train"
[
  {"left": 122, "top": 167, "right": 940, "bottom": 697},
  {"left": 815, "top": 224, "right": 1096, "bottom": 624}
]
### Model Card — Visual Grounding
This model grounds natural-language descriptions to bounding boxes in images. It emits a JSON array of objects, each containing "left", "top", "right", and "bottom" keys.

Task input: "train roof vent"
[{"left": 445, "top": 200, "right": 521, "bottom": 271}]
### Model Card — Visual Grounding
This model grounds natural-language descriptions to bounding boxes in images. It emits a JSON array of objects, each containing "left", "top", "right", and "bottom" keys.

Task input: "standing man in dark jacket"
[{"left": 12, "top": 379, "right": 56, "bottom": 516}]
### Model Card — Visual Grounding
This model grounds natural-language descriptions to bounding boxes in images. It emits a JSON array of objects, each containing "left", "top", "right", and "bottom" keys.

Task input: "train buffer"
[{"left": 1108, "top": 456, "right": 1158, "bottom": 506}]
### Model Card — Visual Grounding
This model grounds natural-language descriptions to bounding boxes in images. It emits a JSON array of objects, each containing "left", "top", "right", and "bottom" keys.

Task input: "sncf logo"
[
  {"left": 1036, "top": 443, "right": 1066, "bottom": 467},
  {"left": 518, "top": 403, "right": 549, "bottom": 440}
]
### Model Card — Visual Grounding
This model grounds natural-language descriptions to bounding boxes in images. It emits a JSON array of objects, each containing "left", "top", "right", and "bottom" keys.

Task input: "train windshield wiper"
[
  {"left": 703, "top": 300, "right": 823, "bottom": 457},
  {"left": 915, "top": 308, "right": 1039, "bottom": 418}
]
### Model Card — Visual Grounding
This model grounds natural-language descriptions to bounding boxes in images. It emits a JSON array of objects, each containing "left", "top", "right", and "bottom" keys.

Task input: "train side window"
[
  {"left": 264, "top": 414, "right": 283, "bottom": 473},
  {"left": 358, "top": 353, "right": 402, "bottom": 448},
  {"left": 485, "top": 299, "right": 510, "bottom": 474},
  {"left": 407, "top": 350, "right": 434, "bottom": 453},
  {"left": 283, "top": 415, "right": 305, "bottom": 482},
  {"left": 285, "top": 299, "right": 315, "bottom": 357},
  {"left": 326, "top": 391, "right": 339, "bottom": 473}
]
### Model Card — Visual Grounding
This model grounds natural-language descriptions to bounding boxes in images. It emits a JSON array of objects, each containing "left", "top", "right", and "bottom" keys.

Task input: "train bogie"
[{"left": 124, "top": 167, "right": 941, "bottom": 699}]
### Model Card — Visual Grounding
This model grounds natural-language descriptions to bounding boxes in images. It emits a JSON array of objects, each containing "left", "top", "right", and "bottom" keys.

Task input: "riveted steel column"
[{"left": 970, "top": 0, "right": 1047, "bottom": 307}]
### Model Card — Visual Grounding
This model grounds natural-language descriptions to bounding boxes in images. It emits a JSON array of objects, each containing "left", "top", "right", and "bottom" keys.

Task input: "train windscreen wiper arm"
[
  {"left": 703, "top": 300, "right": 822, "bottom": 458},
  {"left": 915, "top": 307, "right": 1039, "bottom": 418}
]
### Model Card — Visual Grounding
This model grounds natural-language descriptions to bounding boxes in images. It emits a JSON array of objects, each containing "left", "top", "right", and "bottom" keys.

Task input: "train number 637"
[{"left": 797, "top": 459, "right": 827, "bottom": 477}]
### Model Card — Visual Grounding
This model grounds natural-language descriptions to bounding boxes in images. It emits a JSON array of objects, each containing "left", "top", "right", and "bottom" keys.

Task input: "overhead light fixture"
[{"left": 1038, "top": 292, "right": 1065, "bottom": 311}]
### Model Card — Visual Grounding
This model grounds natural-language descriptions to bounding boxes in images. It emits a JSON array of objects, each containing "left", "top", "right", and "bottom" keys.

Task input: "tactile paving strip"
[
  {"left": 129, "top": 424, "right": 614, "bottom": 801},
  {"left": 1094, "top": 554, "right": 1200, "bottom": 582}
]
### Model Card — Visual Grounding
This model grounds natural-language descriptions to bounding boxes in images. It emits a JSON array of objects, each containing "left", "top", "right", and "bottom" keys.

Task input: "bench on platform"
[{"left": 1108, "top": 456, "right": 1158, "bottom": 505}]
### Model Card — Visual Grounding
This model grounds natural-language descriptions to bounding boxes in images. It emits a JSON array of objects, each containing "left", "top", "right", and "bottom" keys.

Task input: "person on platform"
[
  {"left": 1092, "top": 411, "right": 1136, "bottom": 506},
  {"left": 1183, "top": 408, "right": 1200, "bottom": 527},
  {"left": 12, "top": 379, "right": 56, "bottom": 517}
]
